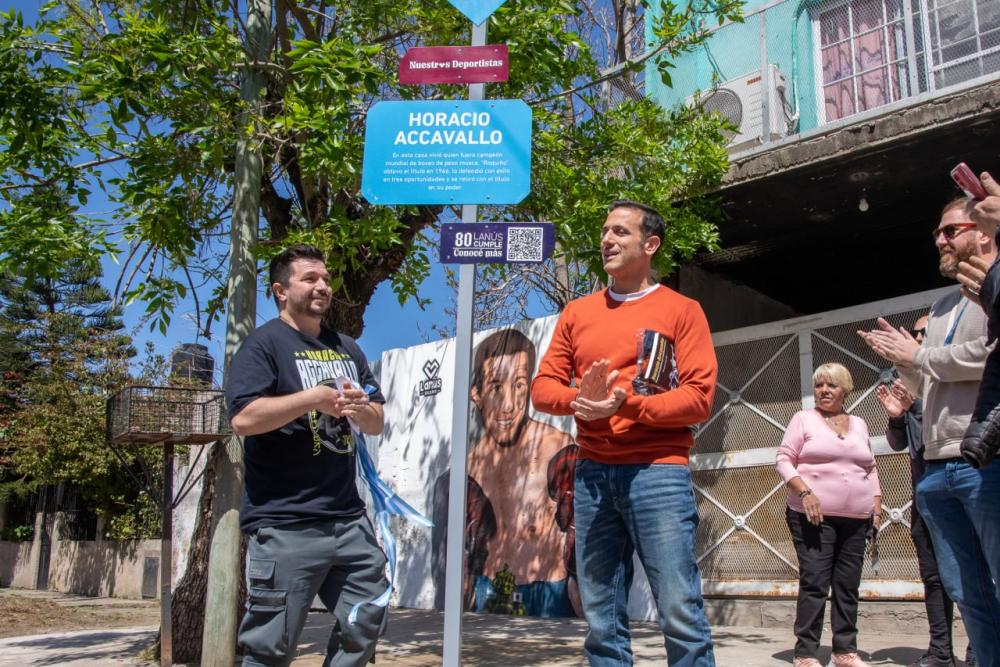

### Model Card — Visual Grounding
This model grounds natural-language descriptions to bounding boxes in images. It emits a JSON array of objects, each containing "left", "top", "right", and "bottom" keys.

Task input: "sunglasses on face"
[
  {"left": 910, "top": 327, "right": 926, "bottom": 338},
  {"left": 931, "top": 222, "right": 977, "bottom": 241}
]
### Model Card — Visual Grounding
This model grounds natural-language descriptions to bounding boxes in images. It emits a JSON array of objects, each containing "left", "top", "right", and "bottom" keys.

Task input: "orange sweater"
[{"left": 530, "top": 286, "right": 717, "bottom": 465}]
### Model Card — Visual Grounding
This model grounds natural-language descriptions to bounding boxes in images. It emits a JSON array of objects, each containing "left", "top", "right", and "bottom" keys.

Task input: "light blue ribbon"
[{"left": 348, "top": 434, "right": 433, "bottom": 624}]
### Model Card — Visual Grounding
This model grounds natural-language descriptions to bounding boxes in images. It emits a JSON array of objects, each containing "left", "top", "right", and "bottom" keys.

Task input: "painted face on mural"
[{"left": 471, "top": 350, "right": 531, "bottom": 448}]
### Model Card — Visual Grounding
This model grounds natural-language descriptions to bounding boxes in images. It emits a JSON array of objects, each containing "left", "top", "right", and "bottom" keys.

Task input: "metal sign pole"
[{"left": 442, "top": 19, "right": 487, "bottom": 667}]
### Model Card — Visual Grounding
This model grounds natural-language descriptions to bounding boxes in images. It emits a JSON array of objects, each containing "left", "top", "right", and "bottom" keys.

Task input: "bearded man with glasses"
[{"left": 859, "top": 197, "right": 996, "bottom": 667}]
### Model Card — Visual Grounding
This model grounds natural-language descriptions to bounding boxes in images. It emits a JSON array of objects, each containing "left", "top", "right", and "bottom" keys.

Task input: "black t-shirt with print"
[{"left": 225, "top": 318, "right": 385, "bottom": 533}]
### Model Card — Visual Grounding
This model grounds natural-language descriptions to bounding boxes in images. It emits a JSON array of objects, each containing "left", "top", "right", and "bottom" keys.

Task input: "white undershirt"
[{"left": 608, "top": 283, "right": 661, "bottom": 302}]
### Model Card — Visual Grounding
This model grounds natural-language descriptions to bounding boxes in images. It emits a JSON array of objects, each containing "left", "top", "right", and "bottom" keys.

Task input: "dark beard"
[
  {"left": 940, "top": 244, "right": 976, "bottom": 278},
  {"left": 287, "top": 297, "right": 326, "bottom": 319}
]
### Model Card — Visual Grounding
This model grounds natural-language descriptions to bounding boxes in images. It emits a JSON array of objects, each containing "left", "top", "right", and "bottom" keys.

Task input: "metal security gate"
[{"left": 691, "top": 287, "right": 954, "bottom": 599}]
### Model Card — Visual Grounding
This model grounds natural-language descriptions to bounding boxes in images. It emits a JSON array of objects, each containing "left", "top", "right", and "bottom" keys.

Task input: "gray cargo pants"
[{"left": 239, "top": 515, "right": 389, "bottom": 667}]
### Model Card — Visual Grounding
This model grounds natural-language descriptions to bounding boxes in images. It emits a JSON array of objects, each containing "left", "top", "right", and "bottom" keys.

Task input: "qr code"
[{"left": 506, "top": 227, "right": 543, "bottom": 262}]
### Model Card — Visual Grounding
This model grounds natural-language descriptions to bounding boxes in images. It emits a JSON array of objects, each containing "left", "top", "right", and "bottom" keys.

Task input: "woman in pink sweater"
[{"left": 776, "top": 362, "right": 882, "bottom": 667}]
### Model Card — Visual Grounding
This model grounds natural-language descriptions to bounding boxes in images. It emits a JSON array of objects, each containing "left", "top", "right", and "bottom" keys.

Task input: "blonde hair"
[{"left": 812, "top": 362, "right": 854, "bottom": 393}]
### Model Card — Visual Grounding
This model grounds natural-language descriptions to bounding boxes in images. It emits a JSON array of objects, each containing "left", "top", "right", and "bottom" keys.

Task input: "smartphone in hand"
[{"left": 952, "top": 162, "right": 987, "bottom": 200}]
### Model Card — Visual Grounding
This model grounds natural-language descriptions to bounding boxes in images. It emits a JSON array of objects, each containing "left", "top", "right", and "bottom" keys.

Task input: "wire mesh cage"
[{"left": 106, "top": 385, "right": 230, "bottom": 445}]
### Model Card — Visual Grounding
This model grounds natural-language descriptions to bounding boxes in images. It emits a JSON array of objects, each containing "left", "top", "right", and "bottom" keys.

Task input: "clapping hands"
[
  {"left": 957, "top": 254, "right": 992, "bottom": 305},
  {"left": 570, "top": 360, "right": 627, "bottom": 421},
  {"left": 875, "top": 379, "right": 915, "bottom": 418},
  {"left": 857, "top": 318, "right": 919, "bottom": 366}
]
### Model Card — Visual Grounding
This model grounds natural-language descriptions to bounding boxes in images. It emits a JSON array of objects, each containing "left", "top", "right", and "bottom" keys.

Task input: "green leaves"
[
  {"left": 475, "top": 92, "right": 732, "bottom": 322},
  {"left": 0, "top": 3, "right": 241, "bottom": 308},
  {"left": 123, "top": 276, "right": 186, "bottom": 335},
  {"left": 647, "top": 0, "right": 744, "bottom": 89},
  {"left": 0, "top": 197, "right": 113, "bottom": 282},
  {"left": 275, "top": 36, "right": 385, "bottom": 183}
]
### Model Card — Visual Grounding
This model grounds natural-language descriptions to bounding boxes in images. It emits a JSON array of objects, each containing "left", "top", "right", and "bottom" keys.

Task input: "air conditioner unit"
[{"left": 686, "top": 65, "right": 792, "bottom": 151}]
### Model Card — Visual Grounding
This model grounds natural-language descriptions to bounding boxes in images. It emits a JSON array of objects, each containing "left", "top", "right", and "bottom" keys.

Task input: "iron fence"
[{"left": 691, "top": 286, "right": 953, "bottom": 599}]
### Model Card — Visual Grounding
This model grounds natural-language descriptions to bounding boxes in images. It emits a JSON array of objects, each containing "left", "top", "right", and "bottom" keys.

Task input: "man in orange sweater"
[{"left": 531, "top": 201, "right": 718, "bottom": 667}]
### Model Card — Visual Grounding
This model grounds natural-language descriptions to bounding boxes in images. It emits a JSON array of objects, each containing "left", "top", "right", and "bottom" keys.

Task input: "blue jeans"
[
  {"left": 574, "top": 459, "right": 715, "bottom": 666},
  {"left": 916, "top": 459, "right": 1000, "bottom": 667}
]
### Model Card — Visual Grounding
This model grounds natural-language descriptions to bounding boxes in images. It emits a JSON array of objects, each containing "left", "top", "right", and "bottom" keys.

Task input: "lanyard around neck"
[{"left": 944, "top": 299, "right": 970, "bottom": 345}]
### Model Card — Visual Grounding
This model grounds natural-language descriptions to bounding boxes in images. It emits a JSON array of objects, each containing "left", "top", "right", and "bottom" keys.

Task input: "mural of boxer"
[{"left": 433, "top": 328, "right": 580, "bottom": 617}]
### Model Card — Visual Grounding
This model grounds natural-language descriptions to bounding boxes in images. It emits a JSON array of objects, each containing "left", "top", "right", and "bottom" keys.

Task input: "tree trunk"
[
  {"left": 323, "top": 207, "right": 440, "bottom": 338},
  {"left": 155, "top": 443, "right": 247, "bottom": 663}
]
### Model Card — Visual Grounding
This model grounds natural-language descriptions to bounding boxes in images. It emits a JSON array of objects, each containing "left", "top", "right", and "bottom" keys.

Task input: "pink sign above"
[{"left": 399, "top": 45, "right": 509, "bottom": 85}]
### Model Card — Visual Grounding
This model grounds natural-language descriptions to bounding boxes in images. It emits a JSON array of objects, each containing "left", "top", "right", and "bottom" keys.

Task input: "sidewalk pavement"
[{"left": 0, "top": 606, "right": 974, "bottom": 666}]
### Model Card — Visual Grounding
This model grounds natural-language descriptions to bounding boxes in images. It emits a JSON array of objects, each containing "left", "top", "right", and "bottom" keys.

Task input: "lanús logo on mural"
[{"left": 419, "top": 358, "right": 443, "bottom": 396}]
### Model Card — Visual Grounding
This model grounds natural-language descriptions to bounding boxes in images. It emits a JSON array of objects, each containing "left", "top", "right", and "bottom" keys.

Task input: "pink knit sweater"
[{"left": 776, "top": 409, "right": 882, "bottom": 519}]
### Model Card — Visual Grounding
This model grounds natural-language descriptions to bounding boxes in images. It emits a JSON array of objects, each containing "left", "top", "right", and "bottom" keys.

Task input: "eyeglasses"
[
  {"left": 910, "top": 327, "right": 926, "bottom": 338},
  {"left": 931, "top": 222, "right": 977, "bottom": 241}
]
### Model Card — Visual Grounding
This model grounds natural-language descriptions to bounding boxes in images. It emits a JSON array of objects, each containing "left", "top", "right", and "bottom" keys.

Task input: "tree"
[
  {"left": 0, "top": 263, "right": 160, "bottom": 539},
  {"left": 456, "top": 0, "right": 739, "bottom": 329}
]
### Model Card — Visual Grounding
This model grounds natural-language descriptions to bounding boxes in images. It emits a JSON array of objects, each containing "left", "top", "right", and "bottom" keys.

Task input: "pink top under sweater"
[{"left": 775, "top": 409, "right": 882, "bottom": 519}]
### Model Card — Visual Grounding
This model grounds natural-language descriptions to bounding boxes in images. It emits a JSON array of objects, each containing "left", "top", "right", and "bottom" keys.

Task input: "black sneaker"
[
  {"left": 960, "top": 405, "right": 1000, "bottom": 468},
  {"left": 907, "top": 652, "right": 954, "bottom": 667}
]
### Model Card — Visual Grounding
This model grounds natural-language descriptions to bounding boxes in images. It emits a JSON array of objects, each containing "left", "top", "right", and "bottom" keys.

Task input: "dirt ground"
[{"left": 0, "top": 587, "right": 160, "bottom": 639}]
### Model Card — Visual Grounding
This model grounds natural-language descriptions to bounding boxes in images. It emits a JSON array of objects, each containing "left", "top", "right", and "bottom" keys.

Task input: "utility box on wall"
[{"left": 686, "top": 65, "right": 793, "bottom": 151}]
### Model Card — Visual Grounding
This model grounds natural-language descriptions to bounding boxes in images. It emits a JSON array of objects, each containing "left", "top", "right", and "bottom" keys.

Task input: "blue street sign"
[
  {"left": 361, "top": 100, "right": 532, "bottom": 206},
  {"left": 445, "top": 0, "right": 508, "bottom": 25},
  {"left": 439, "top": 222, "right": 555, "bottom": 264}
]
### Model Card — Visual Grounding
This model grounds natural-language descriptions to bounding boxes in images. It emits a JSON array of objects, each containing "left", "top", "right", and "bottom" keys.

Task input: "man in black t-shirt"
[{"left": 226, "top": 244, "right": 388, "bottom": 667}]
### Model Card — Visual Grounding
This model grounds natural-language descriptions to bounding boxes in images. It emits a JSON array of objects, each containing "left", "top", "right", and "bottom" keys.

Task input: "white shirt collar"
[{"left": 607, "top": 283, "right": 661, "bottom": 302}]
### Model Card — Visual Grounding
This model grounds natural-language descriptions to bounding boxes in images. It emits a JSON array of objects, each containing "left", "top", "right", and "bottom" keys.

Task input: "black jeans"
[
  {"left": 911, "top": 457, "right": 956, "bottom": 660},
  {"left": 787, "top": 508, "right": 869, "bottom": 659}
]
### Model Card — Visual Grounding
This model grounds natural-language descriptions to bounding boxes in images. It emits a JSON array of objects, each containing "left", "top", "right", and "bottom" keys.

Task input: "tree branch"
[
  {"left": 283, "top": 0, "right": 320, "bottom": 42},
  {"left": 180, "top": 261, "right": 201, "bottom": 336},
  {"left": 275, "top": 1, "right": 293, "bottom": 65},
  {"left": 260, "top": 170, "right": 294, "bottom": 242},
  {"left": 63, "top": 1, "right": 103, "bottom": 40},
  {"left": 528, "top": 20, "right": 712, "bottom": 104},
  {"left": 295, "top": 3, "right": 336, "bottom": 26}
]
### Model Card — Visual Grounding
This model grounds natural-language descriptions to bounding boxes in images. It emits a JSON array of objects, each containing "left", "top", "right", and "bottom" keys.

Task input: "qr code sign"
[{"left": 506, "top": 226, "right": 543, "bottom": 262}]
